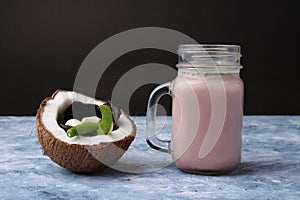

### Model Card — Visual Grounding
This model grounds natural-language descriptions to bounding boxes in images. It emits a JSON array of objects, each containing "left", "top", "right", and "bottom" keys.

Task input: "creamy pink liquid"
[{"left": 172, "top": 73, "right": 244, "bottom": 173}]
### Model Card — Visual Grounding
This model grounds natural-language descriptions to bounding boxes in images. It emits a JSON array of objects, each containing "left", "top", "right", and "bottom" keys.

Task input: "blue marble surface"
[{"left": 0, "top": 116, "right": 299, "bottom": 199}]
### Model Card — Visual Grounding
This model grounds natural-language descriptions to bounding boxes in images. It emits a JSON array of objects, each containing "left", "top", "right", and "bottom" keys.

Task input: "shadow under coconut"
[{"left": 65, "top": 154, "right": 174, "bottom": 176}]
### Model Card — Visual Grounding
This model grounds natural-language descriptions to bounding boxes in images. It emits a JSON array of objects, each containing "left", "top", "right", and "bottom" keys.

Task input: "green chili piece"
[
  {"left": 97, "top": 105, "right": 113, "bottom": 135},
  {"left": 66, "top": 122, "right": 99, "bottom": 138}
]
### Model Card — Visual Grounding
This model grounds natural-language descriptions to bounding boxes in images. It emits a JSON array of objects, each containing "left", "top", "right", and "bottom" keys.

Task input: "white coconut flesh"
[{"left": 42, "top": 91, "right": 133, "bottom": 145}]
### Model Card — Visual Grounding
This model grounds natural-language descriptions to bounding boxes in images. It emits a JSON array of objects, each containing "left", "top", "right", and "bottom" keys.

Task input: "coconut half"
[{"left": 36, "top": 90, "right": 136, "bottom": 173}]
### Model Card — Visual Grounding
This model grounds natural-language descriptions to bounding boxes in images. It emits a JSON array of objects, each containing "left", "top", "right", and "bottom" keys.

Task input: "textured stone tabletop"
[{"left": 0, "top": 116, "right": 299, "bottom": 199}]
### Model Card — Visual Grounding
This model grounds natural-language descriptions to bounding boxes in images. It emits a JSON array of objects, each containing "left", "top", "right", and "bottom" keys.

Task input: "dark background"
[{"left": 0, "top": 0, "right": 299, "bottom": 115}]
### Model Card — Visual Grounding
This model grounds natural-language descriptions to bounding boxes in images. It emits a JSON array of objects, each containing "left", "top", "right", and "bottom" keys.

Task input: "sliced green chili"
[
  {"left": 97, "top": 104, "right": 113, "bottom": 135},
  {"left": 66, "top": 122, "right": 99, "bottom": 138}
]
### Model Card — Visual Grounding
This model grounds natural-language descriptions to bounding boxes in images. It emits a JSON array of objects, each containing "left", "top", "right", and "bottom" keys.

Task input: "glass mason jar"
[{"left": 146, "top": 44, "right": 244, "bottom": 175}]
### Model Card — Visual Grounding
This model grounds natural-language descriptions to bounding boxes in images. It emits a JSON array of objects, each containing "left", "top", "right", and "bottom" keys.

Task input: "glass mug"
[{"left": 146, "top": 44, "right": 244, "bottom": 174}]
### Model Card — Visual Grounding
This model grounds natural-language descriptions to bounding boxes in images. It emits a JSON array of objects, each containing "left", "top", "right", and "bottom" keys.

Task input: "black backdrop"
[{"left": 0, "top": 0, "right": 299, "bottom": 115}]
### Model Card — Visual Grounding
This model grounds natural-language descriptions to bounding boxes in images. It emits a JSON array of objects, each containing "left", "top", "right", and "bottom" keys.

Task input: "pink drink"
[
  {"left": 172, "top": 73, "right": 244, "bottom": 174},
  {"left": 146, "top": 44, "right": 244, "bottom": 175}
]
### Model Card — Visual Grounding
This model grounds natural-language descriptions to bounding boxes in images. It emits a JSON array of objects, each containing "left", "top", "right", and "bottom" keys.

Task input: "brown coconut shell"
[{"left": 36, "top": 90, "right": 136, "bottom": 173}]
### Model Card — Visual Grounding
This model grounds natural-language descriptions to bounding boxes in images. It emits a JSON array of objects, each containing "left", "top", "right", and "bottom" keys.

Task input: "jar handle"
[{"left": 146, "top": 82, "right": 172, "bottom": 153}]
